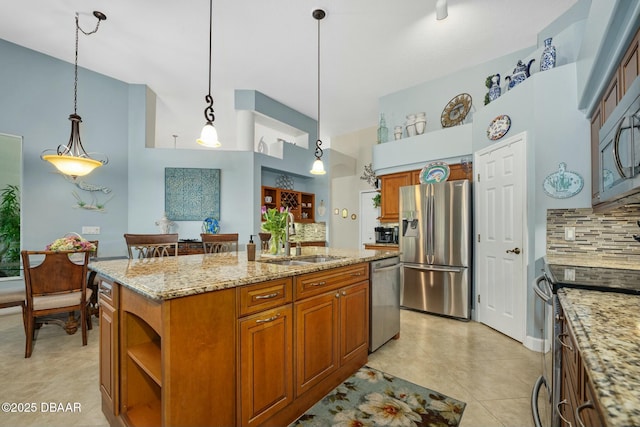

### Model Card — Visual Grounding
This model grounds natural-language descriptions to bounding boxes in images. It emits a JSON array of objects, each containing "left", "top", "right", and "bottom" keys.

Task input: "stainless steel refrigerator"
[{"left": 399, "top": 180, "right": 471, "bottom": 319}]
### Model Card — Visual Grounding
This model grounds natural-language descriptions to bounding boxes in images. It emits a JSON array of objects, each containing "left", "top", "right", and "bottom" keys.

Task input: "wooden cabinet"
[
  {"left": 559, "top": 310, "right": 605, "bottom": 427},
  {"left": 177, "top": 241, "right": 204, "bottom": 255},
  {"left": 602, "top": 72, "right": 621, "bottom": 124},
  {"left": 261, "top": 186, "right": 315, "bottom": 223},
  {"left": 621, "top": 27, "right": 640, "bottom": 96},
  {"left": 378, "top": 163, "right": 472, "bottom": 223},
  {"left": 100, "top": 261, "right": 371, "bottom": 427},
  {"left": 238, "top": 279, "right": 294, "bottom": 427},
  {"left": 117, "top": 286, "right": 237, "bottom": 427},
  {"left": 379, "top": 172, "right": 411, "bottom": 223},
  {"left": 294, "top": 264, "right": 369, "bottom": 397},
  {"left": 590, "top": 106, "right": 602, "bottom": 200},
  {"left": 99, "top": 278, "right": 119, "bottom": 420}
]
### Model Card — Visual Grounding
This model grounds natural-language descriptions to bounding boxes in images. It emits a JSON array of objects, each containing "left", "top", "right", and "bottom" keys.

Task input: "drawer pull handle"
[
  {"left": 256, "top": 313, "right": 280, "bottom": 324},
  {"left": 575, "top": 401, "right": 594, "bottom": 427},
  {"left": 557, "top": 399, "right": 572, "bottom": 427},
  {"left": 255, "top": 292, "right": 279, "bottom": 300},
  {"left": 309, "top": 281, "right": 326, "bottom": 287},
  {"left": 557, "top": 333, "right": 574, "bottom": 352},
  {"left": 99, "top": 287, "right": 112, "bottom": 297}
]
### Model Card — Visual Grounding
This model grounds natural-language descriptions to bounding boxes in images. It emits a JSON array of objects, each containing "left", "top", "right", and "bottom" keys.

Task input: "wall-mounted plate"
[
  {"left": 487, "top": 115, "right": 511, "bottom": 140},
  {"left": 542, "top": 162, "right": 584, "bottom": 199}
]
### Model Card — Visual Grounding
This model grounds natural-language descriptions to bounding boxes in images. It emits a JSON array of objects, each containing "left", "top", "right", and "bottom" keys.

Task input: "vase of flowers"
[
  {"left": 46, "top": 233, "right": 96, "bottom": 252},
  {"left": 261, "top": 206, "right": 288, "bottom": 255}
]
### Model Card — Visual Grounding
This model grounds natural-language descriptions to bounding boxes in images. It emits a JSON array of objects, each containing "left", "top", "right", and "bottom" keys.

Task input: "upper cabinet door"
[{"left": 379, "top": 172, "right": 411, "bottom": 223}]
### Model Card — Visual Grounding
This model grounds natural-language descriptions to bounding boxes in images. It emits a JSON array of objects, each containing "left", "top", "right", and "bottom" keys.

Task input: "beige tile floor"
[{"left": 0, "top": 307, "right": 538, "bottom": 427}]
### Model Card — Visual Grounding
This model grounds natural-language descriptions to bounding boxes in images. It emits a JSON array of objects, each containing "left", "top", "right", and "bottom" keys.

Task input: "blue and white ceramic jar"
[
  {"left": 540, "top": 37, "right": 556, "bottom": 71},
  {"left": 488, "top": 74, "right": 501, "bottom": 102}
]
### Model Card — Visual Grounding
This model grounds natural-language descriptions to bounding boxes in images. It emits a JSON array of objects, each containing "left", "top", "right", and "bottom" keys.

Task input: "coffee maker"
[{"left": 375, "top": 227, "right": 396, "bottom": 243}]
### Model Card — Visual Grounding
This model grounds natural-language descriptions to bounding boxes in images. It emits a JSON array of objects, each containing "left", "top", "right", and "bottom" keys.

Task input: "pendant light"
[
  {"left": 197, "top": 0, "right": 221, "bottom": 148},
  {"left": 310, "top": 9, "right": 327, "bottom": 175},
  {"left": 41, "top": 11, "right": 108, "bottom": 177}
]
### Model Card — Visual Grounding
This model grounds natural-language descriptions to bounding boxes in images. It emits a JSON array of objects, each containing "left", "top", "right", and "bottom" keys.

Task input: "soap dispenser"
[{"left": 247, "top": 235, "right": 256, "bottom": 261}]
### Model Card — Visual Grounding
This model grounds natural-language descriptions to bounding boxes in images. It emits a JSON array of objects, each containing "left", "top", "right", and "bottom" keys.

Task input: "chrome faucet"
[{"left": 284, "top": 212, "right": 296, "bottom": 255}]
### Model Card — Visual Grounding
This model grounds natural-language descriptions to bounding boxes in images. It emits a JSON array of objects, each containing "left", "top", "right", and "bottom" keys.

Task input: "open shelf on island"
[{"left": 128, "top": 341, "right": 162, "bottom": 386}]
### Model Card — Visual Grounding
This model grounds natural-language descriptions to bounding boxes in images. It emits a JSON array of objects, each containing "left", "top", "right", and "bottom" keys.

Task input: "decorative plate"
[
  {"left": 441, "top": 93, "right": 472, "bottom": 128},
  {"left": 487, "top": 115, "right": 511, "bottom": 140},
  {"left": 542, "top": 162, "right": 584, "bottom": 199},
  {"left": 419, "top": 161, "right": 450, "bottom": 183}
]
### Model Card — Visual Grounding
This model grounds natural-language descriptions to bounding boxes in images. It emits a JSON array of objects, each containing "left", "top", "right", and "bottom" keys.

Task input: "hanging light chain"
[
  {"left": 203, "top": 0, "right": 215, "bottom": 123},
  {"left": 73, "top": 12, "right": 106, "bottom": 115},
  {"left": 313, "top": 9, "right": 326, "bottom": 161}
]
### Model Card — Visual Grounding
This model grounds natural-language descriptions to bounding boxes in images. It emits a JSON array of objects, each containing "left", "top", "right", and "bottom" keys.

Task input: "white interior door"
[
  {"left": 359, "top": 190, "right": 379, "bottom": 247},
  {"left": 475, "top": 133, "right": 527, "bottom": 342}
]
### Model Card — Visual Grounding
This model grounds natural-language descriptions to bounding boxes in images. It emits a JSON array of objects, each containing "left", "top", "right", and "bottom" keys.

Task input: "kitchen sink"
[{"left": 260, "top": 255, "right": 345, "bottom": 266}]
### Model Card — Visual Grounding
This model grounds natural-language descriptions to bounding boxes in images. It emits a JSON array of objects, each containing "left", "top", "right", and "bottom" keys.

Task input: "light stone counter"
[
  {"left": 89, "top": 246, "right": 398, "bottom": 301},
  {"left": 558, "top": 288, "right": 640, "bottom": 427}
]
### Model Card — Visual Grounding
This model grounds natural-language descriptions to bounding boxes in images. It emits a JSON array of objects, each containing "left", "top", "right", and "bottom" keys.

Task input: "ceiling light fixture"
[
  {"left": 310, "top": 8, "right": 327, "bottom": 175},
  {"left": 197, "top": 0, "right": 221, "bottom": 148},
  {"left": 41, "top": 11, "right": 108, "bottom": 177},
  {"left": 435, "top": 0, "right": 448, "bottom": 20}
]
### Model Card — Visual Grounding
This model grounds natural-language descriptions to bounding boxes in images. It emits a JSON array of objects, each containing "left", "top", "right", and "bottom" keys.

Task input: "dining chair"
[
  {"left": 124, "top": 233, "right": 179, "bottom": 259},
  {"left": 201, "top": 233, "right": 239, "bottom": 254},
  {"left": 86, "top": 240, "right": 99, "bottom": 318},
  {"left": 21, "top": 250, "right": 93, "bottom": 358}
]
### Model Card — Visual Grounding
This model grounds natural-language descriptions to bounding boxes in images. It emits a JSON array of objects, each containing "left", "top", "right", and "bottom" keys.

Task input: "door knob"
[{"left": 506, "top": 247, "right": 521, "bottom": 255}]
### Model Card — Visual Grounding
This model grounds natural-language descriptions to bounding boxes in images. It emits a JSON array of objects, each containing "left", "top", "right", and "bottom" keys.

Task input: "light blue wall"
[
  {"left": 376, "top": 3, "right": 594, "bottom": 342},
  {"left": 0, "top": 40, "right": 331, "bottom": 269},
  {"left": 0, "top": 38, "right": 130, "bottom": 259}
]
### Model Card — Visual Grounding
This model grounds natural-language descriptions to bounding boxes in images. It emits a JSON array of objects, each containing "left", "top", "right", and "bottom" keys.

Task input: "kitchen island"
[
  {"left": 558, "top": 288, "right": 640, "bottom": 427},
  {"left": 90, "top": 247, "right": 398, "bottom": 427}
]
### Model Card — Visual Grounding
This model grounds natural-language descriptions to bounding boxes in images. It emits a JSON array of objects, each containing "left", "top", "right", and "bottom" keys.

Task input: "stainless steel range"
[{"left": 531, "top": 262, "right": 640, "bottom": 427}]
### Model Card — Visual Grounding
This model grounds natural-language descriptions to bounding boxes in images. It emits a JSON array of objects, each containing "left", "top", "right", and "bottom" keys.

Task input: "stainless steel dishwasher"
[{"left": 369, "top": 256, "right": 401, "bottom": 352}]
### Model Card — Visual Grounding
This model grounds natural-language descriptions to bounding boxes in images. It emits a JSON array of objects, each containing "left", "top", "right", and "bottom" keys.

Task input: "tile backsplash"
[{"left": 547, "top": 207, "right": 640, "bottom": 266}]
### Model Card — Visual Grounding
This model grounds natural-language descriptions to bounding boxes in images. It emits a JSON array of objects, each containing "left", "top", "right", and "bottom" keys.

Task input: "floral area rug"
[{"left": 289, "top": 366, "right": 466, "bottom": 427}]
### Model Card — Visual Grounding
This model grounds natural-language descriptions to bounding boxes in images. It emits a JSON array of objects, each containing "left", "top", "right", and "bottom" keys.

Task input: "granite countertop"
[
  {"left": 89, "top": 247, "right": 398, "bottom": 301},
  {"left": 558, "top": 288, "right": 640, "bottom": 427}
]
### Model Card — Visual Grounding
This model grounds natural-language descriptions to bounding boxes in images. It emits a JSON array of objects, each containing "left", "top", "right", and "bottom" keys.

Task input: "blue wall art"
[{"left": 165, "top": 168, "right": 220, "bottom": 221}]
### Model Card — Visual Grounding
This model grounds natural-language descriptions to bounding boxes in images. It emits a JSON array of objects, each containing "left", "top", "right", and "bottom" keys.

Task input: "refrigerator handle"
[
  {"left": 427, "top": 187, "right": 435, "bottom": 264},
  {"left": 404, "top": 264, "right": 464, "bottom": 273}
]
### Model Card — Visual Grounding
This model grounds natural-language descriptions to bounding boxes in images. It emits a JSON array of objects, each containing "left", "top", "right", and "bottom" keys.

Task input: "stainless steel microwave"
[{"left": 594, "top": 78, "right": 640, "bottom": 211}]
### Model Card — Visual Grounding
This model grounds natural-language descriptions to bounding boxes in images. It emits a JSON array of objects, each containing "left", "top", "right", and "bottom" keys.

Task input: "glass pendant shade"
[
  {"left": 42, "top": 154, "right": 103, "bottom": 177},
  {"left": 310, "top": 158, "right": 326, "bottom": 175},
  {"left": 197, "top": 121, "right": 221, "bottom": 147}
]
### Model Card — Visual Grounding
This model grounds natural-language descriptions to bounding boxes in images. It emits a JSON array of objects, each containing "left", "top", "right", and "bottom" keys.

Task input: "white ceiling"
[{"left": 0, "top": 0, "right": 577, "bottom": 150}]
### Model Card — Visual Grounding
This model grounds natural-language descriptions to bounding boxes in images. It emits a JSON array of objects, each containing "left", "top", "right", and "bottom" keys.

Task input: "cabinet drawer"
[
  {"left": 238, "top": 278, "right": 292, "bottom": 317},
  {"left": 295, "top": 263, "right": 369, "bottom": 300},
  {"left": 98, "top": 278, "right": 118, "bottom": 308}
]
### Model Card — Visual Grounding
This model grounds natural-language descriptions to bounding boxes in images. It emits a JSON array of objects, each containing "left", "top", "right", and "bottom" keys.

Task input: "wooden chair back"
[
  {"left": 124, "top": 233, "right": 179, "bottom": 259},
  {"left": 21, "top": 250, "right": 92, "bottom": 357},
  {"left": 201, "top": 233, "right": 239, "bottom": 254}
]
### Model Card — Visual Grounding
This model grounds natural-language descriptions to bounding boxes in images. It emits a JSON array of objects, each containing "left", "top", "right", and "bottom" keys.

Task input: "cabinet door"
[
  {"left": 239, "top": 305, "right": 293, "bottom": 427},
  {"left": 379, "top": 172, "right": 411, "bottom": 222},
  {"left": 294, "top": 291, "right": 340, "bottom": 397},
  {"left": 100, "top": 299, "right": 118, "bottom": 416},
  {"left": 590, "top": 106, "right": 602, "bottom": 200},
  {"left": 621, "top": 28, "right": 640, "bottom": 96},
  {"left": 339, "top": 281, "right": 369, "bottom": 365},
  {"left": 602, "top": 72, "right": 621, "bottom": 124}
]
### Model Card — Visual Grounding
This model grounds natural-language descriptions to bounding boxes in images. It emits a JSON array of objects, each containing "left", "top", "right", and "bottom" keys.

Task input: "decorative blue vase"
[
  {"left": 540, "top": 37, "right": 556, "bottom": 71},
  {"left": 202, "top": 217, "right": 220, "bottom": 234},
  {"left": 488, "top": 74, "right": 501, "bottom": 102}
]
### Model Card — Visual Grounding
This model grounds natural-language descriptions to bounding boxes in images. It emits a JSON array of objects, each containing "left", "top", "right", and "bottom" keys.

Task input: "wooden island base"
[{"left": 97, "top": 259, "right": 372, "bottom": 427}]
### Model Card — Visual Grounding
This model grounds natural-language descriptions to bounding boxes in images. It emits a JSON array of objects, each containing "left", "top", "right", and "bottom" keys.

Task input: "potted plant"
[
  {"left": 372, "top": 193, "right": 381, "bottom": 208},
  {"left": 0, "top": 184, "right": 20, "bottom": 269}
]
